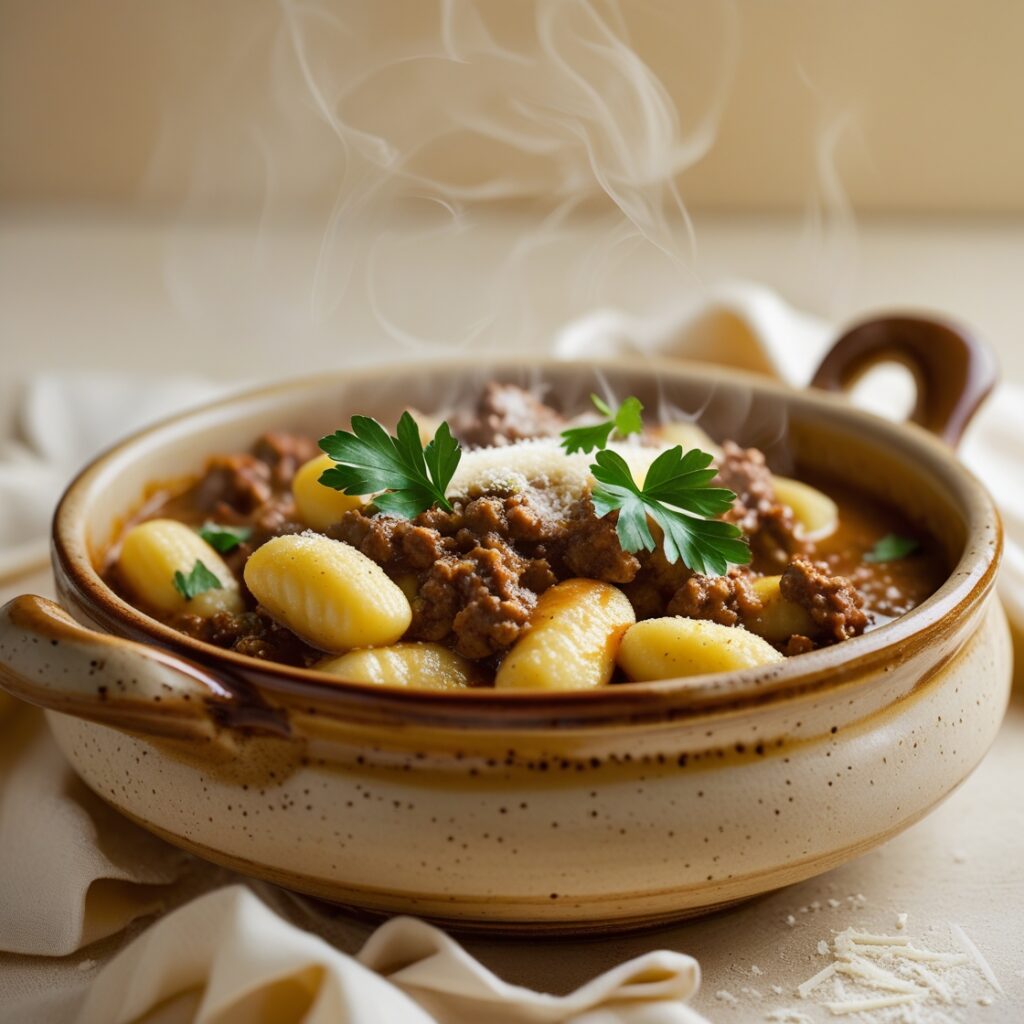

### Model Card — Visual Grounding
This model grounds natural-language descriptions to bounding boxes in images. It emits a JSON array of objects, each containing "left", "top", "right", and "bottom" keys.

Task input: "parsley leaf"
[
  {"left": 318, "top": 411, "right": 462, "bottom": 519},
  {"left": 561, "top": 420, "right": 616, "bottom": 455},
  {"left": 590, "top": 447, "right": 751, "bottom": 576},
  {"left": 561, "top": 394, "right": 645, "bottom": 454},
  {"left": 173, "top": 559, "right": 223, "bottom": 600},
  {"left": 198, "top": 522, "right": 252, "bottom": 554},
  {"left": 864, "top": 533, "right": 919, "bottom": 563}
]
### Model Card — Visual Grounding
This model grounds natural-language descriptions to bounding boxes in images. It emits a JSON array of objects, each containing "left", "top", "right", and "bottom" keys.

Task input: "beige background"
[{"left": 5, "top": 0, "right": 1024, "bottom": 213}]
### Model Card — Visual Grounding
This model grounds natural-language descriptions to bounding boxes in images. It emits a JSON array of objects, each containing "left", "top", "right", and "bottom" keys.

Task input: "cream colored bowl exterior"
[
  {"left": 42, "top": 600, "right": 1009, "bottom": 930},
  {"left": 0, "top": 358, "right": 1011, "bottom": 933}
]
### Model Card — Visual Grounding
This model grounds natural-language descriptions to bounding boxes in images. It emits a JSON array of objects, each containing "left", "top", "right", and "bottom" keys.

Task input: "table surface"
[{"left": 1, "top": 209, "right": 1021, "bottom": 1021}]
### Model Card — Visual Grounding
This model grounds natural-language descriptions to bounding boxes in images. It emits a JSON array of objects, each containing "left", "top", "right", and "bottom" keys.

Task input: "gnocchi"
[
  {"left": 118, "top": 518, "right": 243, "bottom": 617},
  {"left": 292, "top": 453, "right": 365, "bottom": 532},
  {"left": 772, "top": 476, "right": 839, "bottom": 540},
  {"left": 495, "top": 579, "right": 635, "bottom": 691},
  {"left": 743, "top": 575, "right": 816, "bottom": 643},
  {"left": 318, "top": 643, "right": 476, "bottom": 690},
  {"left": 654, "top": 421, "right": 722, "bottom": 459},
  {"left": 618, "top": 617, "right": 783, "bottom": 681},
  {"left": 107, "top": 382, "right": 940, "bottom": 682},
  {"left": 244, "top": 533, "right": 412, "bottom": 653}
]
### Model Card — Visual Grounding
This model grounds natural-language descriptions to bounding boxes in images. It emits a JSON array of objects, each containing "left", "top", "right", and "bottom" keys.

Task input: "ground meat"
[
  {"left": 666, "top": 570, "right": 762, "bottom": 627},
  {"left": 194, "top": 454, "right": 273, "bottom": 515},
  {"left": 248, "top": 496, "right": 305, "bottom": 543},
  {"left": 452, "top": 383, "right": 566, "bottom": 448},
  {"left": 617, "top": 545, "right": 695, "bottom": 620},
  {"left": 332, "top": 492, "right": 561, "bottom": 658},
  {"left": 176, "top": 608, "right": 316, "bottom": 666},
  {"left": 780, "top": 557, "right": 869, "bottom": 642},
  {"left": 190, "top": 431, "right": 316, "bottom": 521},
  {"left": 253, "top": 431, "right": 319, "bottom": 489},
  {"left": 562, "top": 499, "right": 640, "bottom": 583},
  {"left": 715, "top": 441, "right": 802, "bottom": 569},
  {"left": 413, "top": 544, "right": 539, "bottom": 659},
  {"left": 784, "top": 634, "right": 816, "bottom": 656}
]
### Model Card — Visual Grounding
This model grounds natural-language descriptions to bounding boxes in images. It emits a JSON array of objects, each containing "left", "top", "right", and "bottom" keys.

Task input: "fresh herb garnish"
[
  {"left": 173, "top": 559, "right": 224, "bottom": 600},
  {"left": 864, "top": 533, "right": 919, "bottom": 563},
  {"left": 198, "top": 522, "right": 252, "bottom": 554},
  {"left": 590, "top": 446, "right": 751, "bottom": 575},
  {"left": 318, "top": 411, "right": 462, "bottom": 519},
  {"left": 560, "top": 394, "right": 645, "bottom": 454}
]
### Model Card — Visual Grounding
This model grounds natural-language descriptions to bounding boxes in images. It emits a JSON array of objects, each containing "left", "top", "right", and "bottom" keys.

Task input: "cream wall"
[{"left": 3, "top": 0, "right": 1024, "bottom": 214}]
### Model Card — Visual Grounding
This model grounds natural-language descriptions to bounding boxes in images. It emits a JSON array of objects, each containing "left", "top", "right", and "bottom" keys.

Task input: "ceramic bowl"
[{"left": 0, "top": 317, "right": 1011, "bottom": 934}]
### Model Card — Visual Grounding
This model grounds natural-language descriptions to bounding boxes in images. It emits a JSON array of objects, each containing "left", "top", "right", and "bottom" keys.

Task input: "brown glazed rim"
[{"left": 50, "top": 355, "right": 1002, "bottom": 725}]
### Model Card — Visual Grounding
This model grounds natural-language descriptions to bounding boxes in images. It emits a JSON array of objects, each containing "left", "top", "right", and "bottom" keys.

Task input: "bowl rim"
[{"left": 50, "top": 355, "right": 1003, "bottom": 722}]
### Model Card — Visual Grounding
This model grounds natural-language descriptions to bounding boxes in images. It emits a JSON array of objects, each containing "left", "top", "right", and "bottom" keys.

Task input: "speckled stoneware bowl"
[{"left": 0, "top": 317, "right": 1012, "bottom": 934}]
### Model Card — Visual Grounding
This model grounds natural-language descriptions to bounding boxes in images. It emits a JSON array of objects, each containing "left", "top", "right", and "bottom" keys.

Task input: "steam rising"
[{"left": 152, "top": 1, "right": 739, "bottom": 355}]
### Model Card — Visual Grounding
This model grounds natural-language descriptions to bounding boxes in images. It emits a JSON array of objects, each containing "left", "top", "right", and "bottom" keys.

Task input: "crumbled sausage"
[
  {"left": 563, "top": 499, "right": 640, "bottom": 583},
  {"left": 195, "top": 454, "right": 272, "bottom": 515},
  {"left": 253, "top": 432, "right": 319, "bottom": 489},
  {"left": 331, "top": 495, "right": 560, "bottom": 659},
  {"left": 452, "top": 383, "right": 566, "bottom": 448},
  {"left": 715, "top": 441, "right": 802, "bottom": 568},
  {"left": 784, "top": 634, "right": 816, "bottom": 656},
  {"left": 176, "top": 608, "right": 315, "bottom": 666},
  {"left": 409, "top": 544, "right": 539, "bottom": 659},
  {"left": 780, "top": 557, "right": 869, "bottom": 642},
  {"left": 666, "top": 570, "right": 762, "bottom": 627}
]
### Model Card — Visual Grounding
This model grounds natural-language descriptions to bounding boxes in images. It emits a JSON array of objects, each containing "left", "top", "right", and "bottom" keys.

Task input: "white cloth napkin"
[
  {"left": 0, "top": 708, "right": 188, "bottom": 956},
  {"left": 0, "top": 372, "right": 227, "bottom": 580},
  {"left": 0, "top": 281, "right": 1020, "bottom": 1024},
  {"left": 76, "top": 885, "right": 705, "bottom": 1024}
]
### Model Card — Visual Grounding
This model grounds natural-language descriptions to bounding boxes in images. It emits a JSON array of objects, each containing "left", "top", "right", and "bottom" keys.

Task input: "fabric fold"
[
  {"left": 0, "top": 708, "right": 188, "bottom": 957},
  {"left": 75, "top": 887, "right": 707, "bottom": 1024}
]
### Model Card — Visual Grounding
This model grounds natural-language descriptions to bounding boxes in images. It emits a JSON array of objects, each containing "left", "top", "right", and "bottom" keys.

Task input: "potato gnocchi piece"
[
  {"left": 244, "top": 533, "right": 411, "bottom": 653},
  {"left": 772, "top": 475, "right": 838, "bottom": 540},
  {"left": 318, "top": 643, "right": 475, "bottom": 690},
  {"left": 292, "top": 453, "right": 365, "bottom": 532},
  {"left": 654, "top": 421, "right": 722, "bottom": 459},
  {"left": 118, "top": 518, "right": 242, "bottom": 618},
  {"left": 495, "top": 579, "right": 635, "bottom": 691},
  {"left": 743, "top": 575, "right": 816, "bottom": 643},
  {"left": 618, "top": 617, "right": 783, "bottom": 681}
]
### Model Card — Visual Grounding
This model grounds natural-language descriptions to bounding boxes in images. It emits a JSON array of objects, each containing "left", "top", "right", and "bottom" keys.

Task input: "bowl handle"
[
  {"left": 810, "top": 315, "right": 998, "bottom": 446},
  {"left": 0, "top": 595, "right": 285, "bottom": 749}
]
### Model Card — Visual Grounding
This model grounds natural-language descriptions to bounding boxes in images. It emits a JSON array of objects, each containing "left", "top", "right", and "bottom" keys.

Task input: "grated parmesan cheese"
[
  {"left": 447, "top": 438, "right": 666, "bottom": 507},
  {"left": 783, "top": 921, "right": 1004, "bottom": 1022},
  {"left": 834, "top": 959, "right": 924, "bottom": 995},
  {"left": 798, "top": 962, "right": 837, "bottom": 998},
  {"left": 949, "top": 923, "right": 1003, "bottom": 994},
  {"left": 823, "top": 993, "right": 921, "bottom": 1014}
]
